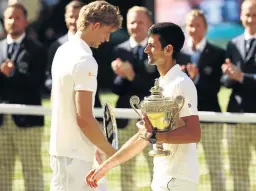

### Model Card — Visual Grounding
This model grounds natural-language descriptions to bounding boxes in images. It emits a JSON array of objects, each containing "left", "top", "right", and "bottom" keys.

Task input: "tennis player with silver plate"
[{"left": 130, "top": 79, "right": 185, "bottom": 156}]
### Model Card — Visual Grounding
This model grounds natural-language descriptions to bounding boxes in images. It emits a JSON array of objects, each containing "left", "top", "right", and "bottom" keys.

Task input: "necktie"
[
  {"left": 191, "top": 49, "right": 201, "bottom": 65},
  {"left": 8, "top": 42, "right": 18, "bottom": 59},
  {"left": 245, "top": 38, "right": 255, "bottom": 57},
  {"left": 133, "top": 45, "right": 143, "bottom": 64}
]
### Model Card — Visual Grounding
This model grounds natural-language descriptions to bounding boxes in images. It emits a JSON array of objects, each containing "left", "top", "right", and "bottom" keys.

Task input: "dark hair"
[
  {"left": 148, "top": 22, "right": 185, "bottom": 59},
  {"left": 5, "top": 3, "right": 28, "bottom": 18},
  {"left": 65, "top": 0, "right": 85, "bottom": 11}
]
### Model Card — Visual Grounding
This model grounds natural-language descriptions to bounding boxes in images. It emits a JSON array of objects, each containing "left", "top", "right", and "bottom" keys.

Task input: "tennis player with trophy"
[{"left": 86, "top": 22, "right": 201, "bottom": 191}]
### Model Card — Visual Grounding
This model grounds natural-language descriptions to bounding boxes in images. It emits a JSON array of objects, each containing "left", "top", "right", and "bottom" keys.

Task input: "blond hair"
[
  {"left": 186, "top": 9, "right": 207, "bottom": 27},
  {"left": 127, "top": 6, "right": 152, "bottom": 22},
  {"left": 77, "top": 1, "right": 123, "bottom": 31},
  {"left": 242, "top": 0, "right": 256, "bottom": 9},
  {"left": 65, "top": 1, "right": 85, "bottom": 11}
]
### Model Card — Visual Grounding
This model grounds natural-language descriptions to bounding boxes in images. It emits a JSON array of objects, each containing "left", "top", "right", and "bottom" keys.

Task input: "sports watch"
[{"left": 149, "top": 128, "right": 157, "bottom": 144}]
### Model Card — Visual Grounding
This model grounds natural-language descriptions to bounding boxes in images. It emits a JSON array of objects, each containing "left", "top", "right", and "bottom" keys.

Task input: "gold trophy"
[{"left": 130, "top": 79, "right": 185, "bottom": 156}]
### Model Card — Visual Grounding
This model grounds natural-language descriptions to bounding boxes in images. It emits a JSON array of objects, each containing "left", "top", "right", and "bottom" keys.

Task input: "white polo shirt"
[
  {"left": 49, "top": 34, "right": 97, "bottom": 162},
  {"left": 151, "top": 64, "right": 199, "bottom": 190}
]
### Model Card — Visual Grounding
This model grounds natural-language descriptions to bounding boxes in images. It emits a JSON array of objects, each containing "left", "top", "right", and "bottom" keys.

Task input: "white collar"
[
  {"left": 244, "top": 31, "right": 256, "bottom": 41},
  {"left": 68, "top": 31, "right": 75, "bottom": 40},
  {"left": 159, "top": 64, "right": 181, "bottom": 85},
  {"left": 7, "top": 33, "right": 26, "bottom": 44},
  {"left": 129, "top": 37, "right": 148, "bottom": 48},
  {"left": 187, "top": 37, "right": 207, "bottom": 53},
  {"left": 74, "top": 32, "right": 92, "bottom": 55}
]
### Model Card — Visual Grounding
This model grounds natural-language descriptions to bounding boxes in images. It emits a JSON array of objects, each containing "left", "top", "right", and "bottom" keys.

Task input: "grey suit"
[{"left": 222, "top": 34, "right": 256, "bottom": 191}]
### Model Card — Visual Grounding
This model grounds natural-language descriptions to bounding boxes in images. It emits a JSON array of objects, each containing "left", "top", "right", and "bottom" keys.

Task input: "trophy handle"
[
  {"left": 130, "top": 96, "right": 143, "bottom": 119},
  {"left": 172, "top": 95, "right": 185, "bottom": 119}
]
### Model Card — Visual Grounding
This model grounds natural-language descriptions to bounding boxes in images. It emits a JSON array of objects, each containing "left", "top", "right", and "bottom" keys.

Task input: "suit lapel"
[
  {"left": 0, "top": 40, "right": 7, "bottom": 62},
  {"left": 14, "top": 36, "right": 26, "bottom": 63},
  {"left": 197, "top": 42, "right": 209, "bottom": 68},
  {"left": 245, "top": 39, "right": 256, "bottom": 61},
  {"left": 125, "top": 41, "right": 132, "bottom": 52},
  {"left": 236, "top": 36, "right": 246, "bottom": 61}
]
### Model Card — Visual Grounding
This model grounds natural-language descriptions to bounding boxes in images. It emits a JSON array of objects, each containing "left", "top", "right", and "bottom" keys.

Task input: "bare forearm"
[
  {"left": 78, "top": 118, "right": 115, "bottom": 157},
  {"left": 104, "top": 133, "right": 149, "bottom": 169},
  {"left": 156, "top": 124, "right": 201, "bottom": 144}
]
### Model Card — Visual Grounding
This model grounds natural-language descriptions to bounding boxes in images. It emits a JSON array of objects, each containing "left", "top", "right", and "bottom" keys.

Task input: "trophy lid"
[
  {"left": 141, "top": 79, "right": 174, "bottom": 113},
  {"left": 148, "top": 78, "right": 163, "bottom": 98}
]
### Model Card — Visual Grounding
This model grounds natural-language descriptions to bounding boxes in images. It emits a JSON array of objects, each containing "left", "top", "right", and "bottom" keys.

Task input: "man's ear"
[
  {"left": 165, "top": 45, "right": 173, "bottom": 55},
  {"left": 92, "top": 22, "right": 101, "bottom": 31}
]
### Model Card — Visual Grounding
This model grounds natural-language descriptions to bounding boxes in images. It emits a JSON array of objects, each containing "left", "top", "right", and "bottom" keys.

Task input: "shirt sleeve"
[
  {"left": 72, "top": 57, "right": 98, "bottom": 92},
  {"left": 179, "top": 80, "right": 198, "bottom": 117}
]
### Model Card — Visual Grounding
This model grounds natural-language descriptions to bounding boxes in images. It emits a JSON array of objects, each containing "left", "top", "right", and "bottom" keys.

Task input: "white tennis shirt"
[
  {"left": 151, "top": 64, "right": 199, "bottom": 190},
  {"left": 49, "top": 34, "right": 97, "bottom": 162}
]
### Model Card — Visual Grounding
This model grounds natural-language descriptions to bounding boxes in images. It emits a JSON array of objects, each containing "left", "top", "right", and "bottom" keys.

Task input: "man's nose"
[
  {"left": 8, "top": 18, "right": 15, "bottom": 24},
  {"left": 190, "top": 27, "right": 196, "bottom": 33},
  {"left": 144, "top": 46, "right": 149, "bottom": 53}
]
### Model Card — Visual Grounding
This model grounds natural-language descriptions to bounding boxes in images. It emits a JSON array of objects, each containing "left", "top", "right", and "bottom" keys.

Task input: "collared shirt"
[
  {"left": 7, "top": 33, "right": 26, "bottom": 45},
  {"left": 244, "top": 31, "right": 256, "bottom": 56},
  {"left": 244, "top": 31, "right": 256, "bottom": 41},
  {"left": 50, "top": 32, "right": 96, "bottom": 162},
  {"left": 186, "top": 37, "right": 207, "bottom": 84},
  {"left": 187, "top": 37, "right": 207, "bottom": 54},
  {"left": 129, "top": 37, "right": 148, "bottom": 48},
  {"left": 152, "top": 64, "right": 199, "bottom": 190}
]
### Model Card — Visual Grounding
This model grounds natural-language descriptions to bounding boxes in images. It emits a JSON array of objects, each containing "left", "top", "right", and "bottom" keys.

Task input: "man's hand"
[
  {"left": 122, "top": 61, "right": 135, "bottom": 81},
  {"left": 111, "top": 58, "right": 126, "bottom": 77},
  {"left": 85, "top": 164, "right": 109, "bottom": 188},
  {"left": 86, "top": 169, "right": 98, "bottom": 188},
  {"left": 136, "top": 115, "right": 155, "bottom": 141},
  {"left": 111, "top": 58, "right": 135, "bottom": 80},
  {"left": 0, "top": 59, "right": 15, "bottom": 76},
  {"left": 186, "top": 63, "right": 199, "bottom": 80},
  {"left": 222, "top": 58, "right": 244, "bottom": 82},
  {"left": 180, "top": 65, "right": 186, "bottom": 72}
]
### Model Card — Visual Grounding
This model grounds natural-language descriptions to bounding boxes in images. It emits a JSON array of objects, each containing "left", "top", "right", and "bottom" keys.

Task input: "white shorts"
[
  {"left": 50, "top": 155, "right": 107, "bottom": 191},
  {"left": 152, "top": 178, "right": 197, "bottom": 191}
]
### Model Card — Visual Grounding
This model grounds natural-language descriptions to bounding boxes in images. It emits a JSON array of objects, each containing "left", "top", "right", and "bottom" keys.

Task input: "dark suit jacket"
[
  {"left": 112, "top": 40, "right": 159, "bottom": 128},
  {"left": 221, "top": 34, "right": 256, "bottom": 113},
  {"left": 0, "top": 35, "right": 46, "bottom": 127},
  {"left": 177, "top": 42, "right": 225, "bottom": 112},
  {"left": 45, "top": 33, "right": 102, "bottom": 108}
]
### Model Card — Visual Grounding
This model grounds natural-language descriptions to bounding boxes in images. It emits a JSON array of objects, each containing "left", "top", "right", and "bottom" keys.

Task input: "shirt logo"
[
  {"left": 188, "top": 103, "right": 192, "bottom": 108},
  {"left": 88, "top": 72, "right": 96, "bottom": 77}
]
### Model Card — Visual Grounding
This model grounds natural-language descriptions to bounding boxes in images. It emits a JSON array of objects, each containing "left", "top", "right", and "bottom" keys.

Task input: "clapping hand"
[
  {"left": 0, "top": 59, "right": 15, "bottom": 76},
  {"left": 111, "top": 58, "right": 135, "bottom": 81},
  {"left": 111, "top": 58, "right": 126, "bottom": 77},
  {"left": 222, "top": 58, "right": 243, "bottom": 82},
  {"left": 186, "top": 63, "right": 199, "bottom": 80},
  {"left": 180, "top": 65, "right": 186, "bottom": 72}
]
